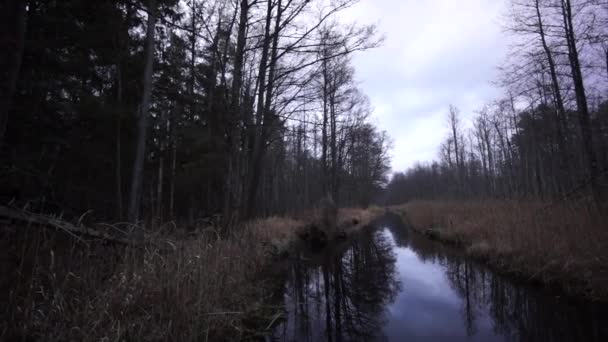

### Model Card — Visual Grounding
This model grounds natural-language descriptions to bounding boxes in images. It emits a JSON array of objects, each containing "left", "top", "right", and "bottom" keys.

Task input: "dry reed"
[
  {"left": 1, "top": 207, "right": 379, "bottom": 340},
  {"left": 1, "top": 217, "right": 303, "bottom": 341},
  {"left": 393, "top": 200, "right": 608, "bottom": 300}
]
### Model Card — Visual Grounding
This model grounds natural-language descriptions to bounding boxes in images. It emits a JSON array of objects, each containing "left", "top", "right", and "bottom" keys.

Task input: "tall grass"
[
  {"left": 393, "top": 200, "right": 608, "bottom": 300},
  {"left": 1, "top": 208, "right": 380, "bottom": 340},
  {"left": 337, "top": 207, "right": 383, "bottom": 229},
  {"left": 1, "top": 217, "right": 301, "bottom": 341}
]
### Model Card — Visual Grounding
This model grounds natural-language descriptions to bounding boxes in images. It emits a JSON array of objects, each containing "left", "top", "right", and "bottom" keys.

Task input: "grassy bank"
[
  {"left": 1, "top": 207, "right": 381, "bottom": 341},
  {"left": 392, "top": 200, "right": 608, "bottom": 300}
]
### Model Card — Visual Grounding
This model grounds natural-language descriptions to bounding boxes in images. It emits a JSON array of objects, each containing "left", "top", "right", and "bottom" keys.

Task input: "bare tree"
[
  {"left": 448, "top": 105, "right": 463, "bottom": 194},
  {"left": 559, "top": 0, "right": 604, "bottom": 206}
]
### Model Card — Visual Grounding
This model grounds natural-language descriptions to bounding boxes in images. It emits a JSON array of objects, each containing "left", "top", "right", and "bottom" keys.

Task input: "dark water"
[{"left": 270, "top": 213, "right": 608, "bottom": 342}]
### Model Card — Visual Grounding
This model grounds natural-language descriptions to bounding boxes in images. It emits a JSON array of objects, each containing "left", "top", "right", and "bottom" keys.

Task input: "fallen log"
[{"left": 0, "top": 205, "right": 139, "bottom": 246}]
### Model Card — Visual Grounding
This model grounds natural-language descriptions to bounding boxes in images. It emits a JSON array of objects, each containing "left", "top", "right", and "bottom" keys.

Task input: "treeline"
[
  {"left": 386, "top": 0, "right": 608, "bottom": 207},
  {"left": 0, "top": 0, "right": 390, "bottom": 224}
]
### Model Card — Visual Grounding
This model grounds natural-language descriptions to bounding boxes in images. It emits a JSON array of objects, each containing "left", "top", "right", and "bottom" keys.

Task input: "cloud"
[{"left": 339, "top": 0, "right": 509, "bottom": 172}]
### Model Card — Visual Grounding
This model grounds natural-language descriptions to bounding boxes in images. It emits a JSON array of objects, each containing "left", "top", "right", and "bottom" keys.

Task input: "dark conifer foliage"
[{"left": 0, "top": 0, "right": 389, "bottom": 223}]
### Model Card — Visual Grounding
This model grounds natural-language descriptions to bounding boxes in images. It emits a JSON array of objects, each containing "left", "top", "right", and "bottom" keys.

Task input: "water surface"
[{"left": 271, "top": 213, "right": 608, "bottom": 341}]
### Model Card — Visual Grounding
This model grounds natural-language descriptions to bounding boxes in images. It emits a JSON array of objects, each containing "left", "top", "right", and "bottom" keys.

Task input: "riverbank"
[
  {"left": 391, "top": 200, "right": 608, "bottom": 300},
  {"left": 1, "top": 207, "right": 382, "bottom": 341}
]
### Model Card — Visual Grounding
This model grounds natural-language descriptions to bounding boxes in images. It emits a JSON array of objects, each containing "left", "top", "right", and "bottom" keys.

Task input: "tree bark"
[
  {"left": 156, "top": 112, "right": 166, "bottom": 221},
  {"left": 244, "top": 0, "right": 274, "bottom": 219},
  {"left": 128, "top": 0, "right": 156, "bottom": 223},
  {"left": 224, "top": 0, "right": 251, "bottom": 224},
  {"left": 114, "top": 2, "right": 133, "bottom": 220},
  {"left": 330, "top": 78, "right": 338, "bottom": 202},
  {"left": 322, "top": 55, "right": 329, "bottom": 194},
  {"left": 560, "top": 0, "right": 603, "bottom": 206},
  {"left": 115, "top": 64, "right": 124, "bottom": 220},
  {"left": 189, "top": 0, "right": 197, "bottom": 121},
  {"left": 169, "top": 106, "right": 177, "bottom": 219},
  {"left": 534, "top": 0, "right": 570, "bottom": 193},
  {"left": 449, "top": 105, "right": 461, "bottom": 195}
]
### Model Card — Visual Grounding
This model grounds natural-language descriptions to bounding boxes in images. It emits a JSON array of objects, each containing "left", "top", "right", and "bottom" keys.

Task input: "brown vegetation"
[
  {"left": 337, "top": 207, "right": 383, "bottom": 231},
  {"left": 1, "top": 207, "right": 380, "bottom": 341},
  {"left": 2, "top": 220, "right": 285, "bottom": 341},
  {"left": 393, "top": 200, "right": 608, "bottom": 300}
]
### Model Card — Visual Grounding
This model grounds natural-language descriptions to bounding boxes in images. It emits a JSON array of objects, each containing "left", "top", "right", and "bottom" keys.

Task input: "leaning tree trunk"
[
  {"left": 0, "top": 0, "right": 26, "bottom": 147},
  {"left": 128, "top": 0, "right": 156, "bottom": 223}
]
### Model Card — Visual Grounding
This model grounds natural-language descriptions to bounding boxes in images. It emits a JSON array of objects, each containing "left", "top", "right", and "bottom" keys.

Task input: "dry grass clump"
[
  {"left": 247, "top": 216, "right": 303, "bottom": 254},
  {"left": 338, "top": 206, "right": 383, "bottom": 226},
  {"left": 1, "top": 215, "right": 304, "bottom": 341},
  {"left": 393, "top": 200, "right": 608, "bottom": 299},
  {"left": 288, "top": 206, "right": 383, "bottom": 238},
  {"left": 337, "top": 206, "right": 383, "bottom": 231}
]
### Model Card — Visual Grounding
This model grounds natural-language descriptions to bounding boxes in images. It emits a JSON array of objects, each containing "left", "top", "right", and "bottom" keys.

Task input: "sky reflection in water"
[{"left": 271, "top": 214, "right": 608, "bottom": 342}]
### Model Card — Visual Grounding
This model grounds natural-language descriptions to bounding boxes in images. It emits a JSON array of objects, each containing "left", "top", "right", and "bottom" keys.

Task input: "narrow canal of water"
[{"left": 271, "top": 213, "right": 608, "bottom": 341}]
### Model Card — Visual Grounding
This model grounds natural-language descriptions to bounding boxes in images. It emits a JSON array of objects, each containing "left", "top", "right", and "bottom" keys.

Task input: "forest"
[
  {"left": 385, "top": 0, "right": 608, "bottom": 206},
  {"left": 1, "top": 0, "right": 392, "bottom": 339},
  {"left": 1, "top": 0, "right": 608, "bottom": 340},
  {"left": 385, "top": 0, "right": 608, "bottom": 310},
  {"left": 0, "top": 0, "right": 390, "bottom": 227}
]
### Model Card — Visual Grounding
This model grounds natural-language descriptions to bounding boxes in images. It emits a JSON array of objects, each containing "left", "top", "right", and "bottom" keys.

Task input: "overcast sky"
[{"left": 339, "top": 0, "right": 510, "bottom": 173}]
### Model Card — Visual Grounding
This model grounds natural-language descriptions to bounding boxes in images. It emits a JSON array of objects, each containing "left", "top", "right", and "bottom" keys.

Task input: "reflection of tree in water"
[
  {"left": 397, "top": 219, "right": 608, "bottom": 342},
  {"left": 273, "top": 229, "right": 401, "bottom": 341},
  {"left": 274, "top": 215, "right": 608, "bottom": 341}
]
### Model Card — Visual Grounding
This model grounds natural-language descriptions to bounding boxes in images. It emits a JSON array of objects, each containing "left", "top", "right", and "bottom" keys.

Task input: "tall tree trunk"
[
  {"left": 169, "top": 107, "right": 177, "bottom": 219},
  {"left": 128, "top": 0, "right": 156, "bottom": 223},
  {"left": 0, "top": 0, "right": 27, "bottom": 147},
  {"left": 115, "top": 65, "right": 124, "bottom": 219},
  {"left": 263, "top": 0, "right": 282, "bottom": 120},
  {"left": 477, "top": 130, "right": 488, "bottom": 193},
  {"left": 244, "top": 0, "right": 274, "bottom": 219},
  {"left": 156, "top": 111, "right": 166, "bottom": 220},
  {"left": 230, "top": 1, "right": 249, "bottom": 108},
  {"left": 449, "top": 105, "right": 461, "bottom": 195},
  {"left": 219, "top": 7, "right": 238, "bottom": 91},
  {"left": 534, "top": 0, "right": 570, "bottom": 193},
  {"left": 247, "top": 0, "right": 283, "bottom": 217},
  {"left": 169, "top": 139, "right": 177, "bottom": 219},
  {"left": 494, "top": 121, "right": 513, "bottom": 196},
  {"left": 560, "top": 0, "right": 603, "bottom": 206},
  {"left": 156, "top": 148, "right": 164, "bottom": 220},
  {"left": 114, "top": 1, "right": 133, "bottom": 220},
  {"left": 483, "top": 124, "right": 494, "bottom": 194},
  {"left": 207, "top": 17, "right": 222, "bottom": 116},
  {"left": 321, "top": 42, "right": 330, "bottom": 195},
  {"left": 224, "top": 0, "right": 250, "bottom": 224},
  {"left": 189, "top": 0, "right": 197, "bottom": 121},
  {"left": 330, "top": 81, "right": 338, "bottom": 203}
]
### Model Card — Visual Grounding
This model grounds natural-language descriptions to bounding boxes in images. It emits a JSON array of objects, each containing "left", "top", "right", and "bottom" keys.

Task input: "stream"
[{"left": 270, "top": 213, "right": 608, "bottom": 341}]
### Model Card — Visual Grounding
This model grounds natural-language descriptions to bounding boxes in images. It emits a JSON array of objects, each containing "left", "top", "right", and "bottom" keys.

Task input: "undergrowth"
[{"left": 1, "top": 207, "right": 380, "bottom": 341}]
